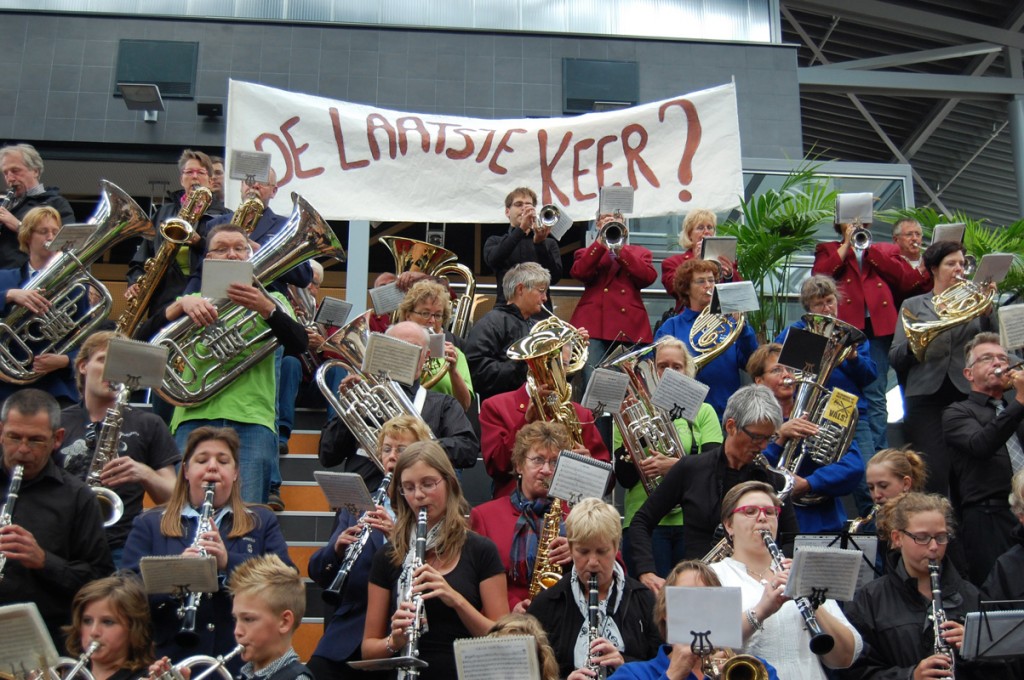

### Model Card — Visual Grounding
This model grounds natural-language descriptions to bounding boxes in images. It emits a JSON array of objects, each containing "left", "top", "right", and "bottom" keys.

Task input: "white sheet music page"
[
  {"left": 598, "top": 186, "right": 634, "bottom": 215},
  {"left": 650, "top": 369, "right": 709, "bottom": 424},
  {"left": 316, "top": 297, "right": 353, "bottom": 327},
  {"left": 784, "top": 546, "right": 861, "bottom": 602},
  {"left": 313, "top": 471, "right": 374, "bottom": 514},
  {"left": 548, "top": 451, "right": 612, "bottom": 504},
  {"left": 0, "top": 603, "right": 60, "bottom": 672},
  {"left": 999, "top": 304, "right": 1024, "bottom": 351},
  {"left": 665, "top": 587, "right": 743, "bottom": 648},
  {"left": 582, "top": 367, "right": 630, "bottom": 414},
  {"left": 363, "top": 332, "right": 421, "bottom": 386},
  {"left": 454, "top": 635, "right": 540, "bottom": 680},
  {"left": 369, "top": 281, "right": 405, "bottom": 315}
]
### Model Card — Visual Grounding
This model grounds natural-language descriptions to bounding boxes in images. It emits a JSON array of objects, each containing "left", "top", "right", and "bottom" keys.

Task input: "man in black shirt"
[
  {"left": 945, "top": 331, "right": 1024, "bottom": 585},
  {"left": 483, "top": 187, "right": 562, "bottom": 306},
  {"left": 0, "top": 388, "right": 113, "bottom": 652},
  {"left": 58, "top": 331, "right": 180, "bottom": 566},
  {"left": 0, "top": 143, "right": 76, "bottom": 269}
]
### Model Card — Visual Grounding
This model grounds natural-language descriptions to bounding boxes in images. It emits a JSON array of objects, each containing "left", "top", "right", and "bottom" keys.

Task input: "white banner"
[{"left": 225, "top": 80, "right": 743, "bottom": 222}]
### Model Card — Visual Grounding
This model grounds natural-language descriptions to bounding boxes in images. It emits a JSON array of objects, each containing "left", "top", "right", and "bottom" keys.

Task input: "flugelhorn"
[
  {"left": 539, "top": 204, "right": 561, "bottom": 229},
  {"left": 0, "top": 181, "right": 153, "bottom": 384},
  {"left": 49, "top": 641, "right": 100, "bottom": 680},
  {"left": 597, "top": 216, "right": 627, "bottom": 252},
  {"left": 0, "top": 464, "right": 24, "bottom": 583},
  {"left": 155, "top": 644, "right": 245, "bottom": 680},
  {"left": 852, "top": 227, "right": 871, "bottom": 252}
]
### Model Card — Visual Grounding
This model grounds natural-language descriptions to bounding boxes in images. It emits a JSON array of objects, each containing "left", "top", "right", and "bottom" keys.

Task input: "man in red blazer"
[{"left": 812, "top": 220, "right": 930, "bottom": 454}]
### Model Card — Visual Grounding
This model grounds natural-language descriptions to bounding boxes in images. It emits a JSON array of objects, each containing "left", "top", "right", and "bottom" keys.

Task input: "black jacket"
[
  {"left": 463, "top": 303, "right": 533, "bottom": 400},
  {"left": 1, "top": 185, "right": 76, "bottom": 268},
  {"left": 945, "top": 391, "right": 1024, "bottom": 508},
  {"left": 527, "top": 573, "right": 662, "bottom": 679},
  {"left": 981, "top": 523, "right": 1024, "bottom": 607},
  {"left": 483, "top": 227, "right": 562, "bottom": 304}
]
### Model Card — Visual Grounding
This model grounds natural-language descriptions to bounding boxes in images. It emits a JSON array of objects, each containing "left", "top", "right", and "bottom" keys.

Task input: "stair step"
[{"left": 287, "top": 543, "right": 320, "bottom": 579}]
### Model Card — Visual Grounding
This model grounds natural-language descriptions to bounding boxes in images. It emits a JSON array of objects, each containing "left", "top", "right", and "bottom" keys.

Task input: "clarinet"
[
  {"left": 760, "top": 530, "right": 835, "bottom": 655},
  {"left": 586, "top": 573, "right": 607, "bottom": 680},
  {"left": 321, "top": 472, "right": 393, "bottom": 605},
  {"left": 0, "top": 188, "right": 14, "bottom": 211},
  {"left": 403, "top": 507, "right": 429, "bottom": 678},
  {"left": 0, "top": 465, "right": 24, "bottom": 583},
  {"left": 929, "top": 560, "right": 956, "bottom": 675},
  {"left": 176, "top": 482, "right": 217, "bottom": 647}
]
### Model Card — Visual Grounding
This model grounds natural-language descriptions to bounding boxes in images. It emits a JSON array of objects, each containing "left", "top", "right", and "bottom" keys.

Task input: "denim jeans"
[
  {"left": 850, "top": 412, "right": 878, "bottom": 516},
  {"left": 865, "top": 332, "right": 892, "bottom": 451},
  {"left": 174, "top": 419, "right": 276, "bottom": 504},
  {"left": 276, "top": 351, "right": 302, "bottom": 444}
]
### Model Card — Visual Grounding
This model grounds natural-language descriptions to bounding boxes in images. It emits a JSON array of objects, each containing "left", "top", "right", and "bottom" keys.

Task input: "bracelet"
[
  {"left": 745, "top": 608, "right": 763, "bottom": 632},
  {"left": 385, "top": 633, "right": 398, "bottom": 655}
]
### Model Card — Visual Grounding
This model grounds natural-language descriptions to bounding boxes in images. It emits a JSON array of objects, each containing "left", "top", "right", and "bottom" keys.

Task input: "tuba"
[
  {"left": 381, "top": 236, "right": 477, "bottom": 338},
  {"left": 528, "top": 498, "right": 564, "bottom": 598},
  {"left": 507, "top": 319, "right": 587, "bottom": 447},
  {"left": 688, "top": 303, "right": 745, "bottom": 371},
  {"left": 154, "top": 194, "right": 345, "bottom": 407},
  {"left": 116, "top": 184, "right": 211, "bottom": 337},
  {"left": 604, "top": 338, "right": 687, "bottom": 495},
  {"left": 314, "top": 312, "right": 434, "bottom": 464},
  {"left": 0, "top": 181, "right": 153, "bottom": 384},
  {"left": 902, "top": 273, "right": 996, "bottom": 361},
  {"left": 84, "top": 384, "right": 129, "bottom": 527},
  {"left": 777, "top": 313, "right": 864, "bottom": 506}
]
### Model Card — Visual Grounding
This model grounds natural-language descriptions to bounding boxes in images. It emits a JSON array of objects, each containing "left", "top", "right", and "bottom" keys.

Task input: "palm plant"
[{"left": 719, "top": 164, "right": 839, "bottom": 341}]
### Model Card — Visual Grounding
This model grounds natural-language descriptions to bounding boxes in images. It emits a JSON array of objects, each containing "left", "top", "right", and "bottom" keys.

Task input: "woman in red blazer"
[{"left": 661, "top": 209, "right": 740, "bottom": 312}]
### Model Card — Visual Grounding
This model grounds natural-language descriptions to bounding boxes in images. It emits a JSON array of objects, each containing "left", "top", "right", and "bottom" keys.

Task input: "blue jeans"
[
  {"left": 276, "top": 352, "right": 302, "bottom": 444},
  {"left": 174, "top": 419, "right": 277, "bottom": 504},
  {"left": 865, "top": 332, "right": 892, "bottom": 452},
  {"left": 322, "top": 364, "right": 348, "bottom": 420},
  {"left": 850, "top": 411, "right": 877, "bottom": 516}
]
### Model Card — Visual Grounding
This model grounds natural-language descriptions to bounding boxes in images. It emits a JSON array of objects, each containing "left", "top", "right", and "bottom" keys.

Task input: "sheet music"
[
  {"left": 138, "top": 555, "right": 218, "bottom": 594},
  {"left": 454, "top": 636, "right": 541, "bottom": 680},
  {"left": 369, "top": 281, "right": 405, "bottom": 315},
  {"left": 650, "top": 369, "right": 709, "bottom": 424},
  {"left": 428, "top": 332, "right": 446, "bottom": 358},
  {"left": 46, "top": 224, "right": 94, "bottom": 252},
  {"left": 546, "top": 207, "right": 575, "bottom": 241},
  {"left": 715, "top": 281, "right": 759, "bottom": 314},
  {"left": 784, "top": 546, "right": 861, "bottom": 602},
  {"left": 700, "top": 236, "right": 737, "bottom": 264},
  {"left": 228, "top": 150, "right": 272, "bottom": 182},
  {"left": 795, "top": 534, "right": 879, "bottom": 589},
  {"left": 0, "top": 603, "right": 60, "bottom": 672},
  {"left": 835, "top": 192, "right": 873, "bottom": 224},
  {"left": 363, "top": 332, "right": 421, "bottom": 386},
  {"left": 961, "top": 610, "right": 1024, "bottom": 660},
  {"left": 665, "top": 587, "right": 743, "bottom": 648},
  {"left": 103, "top": 337, "right": 169, "bottom": 390},
  {"left": 582, "top": 368, "right": 630, "bottom": 414},
  {"left": 999, "top": 304, "right": 1024, "bottom": 351},
  {"left": 974, "top": 252, "right": 1014, "bottom": 284},
  {"left": 598, "top": 186, "right": 634, "bottom": 215},
  {"left": 316, "top": 296, "right": 352, "bottom": 328},
  {"left": 548, "top": 450, "right": 612, "bottom": 504},
  {"left": 931, "top": 222, "right": 965, "bottom": 244},
  {"left": 201, "top": 259, "right": 253, "bottom": 300},
  {"left": 313, "top": 471, "right": 375, "bottom": 514}
]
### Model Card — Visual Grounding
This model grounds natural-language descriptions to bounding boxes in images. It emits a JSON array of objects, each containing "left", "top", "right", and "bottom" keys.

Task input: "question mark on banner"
[{"left": 658, "top": 98, "right": 703, "bottom": 202}]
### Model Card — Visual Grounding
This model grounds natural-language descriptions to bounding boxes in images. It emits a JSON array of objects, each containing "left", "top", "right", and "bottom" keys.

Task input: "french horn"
[{"left": 902, "top": 271, "right": 995, "bottom": 361}]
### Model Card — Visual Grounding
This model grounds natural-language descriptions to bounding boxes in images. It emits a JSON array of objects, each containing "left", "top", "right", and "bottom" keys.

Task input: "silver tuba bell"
[
  {"left": 0, "top": 181, "right": 153, "bottom": 384},
  {"left": 154, "top": 194, "right": 345, "bottom": 407}
]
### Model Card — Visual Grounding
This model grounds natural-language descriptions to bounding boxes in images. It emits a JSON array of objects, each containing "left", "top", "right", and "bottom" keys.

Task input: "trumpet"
[
  {"left": 155, "top": 644, "right": 245, "bottom": 680},
  {"left": 597, "top": 215, "right": 627, "bottom": 252},
  {"left": 0, "top": 464, "right": 24, "bottom": 583},
  {"left": 852, "top": 227, "right": 871, "bottom": 251},
  {"left": 50, "top": 641, "right": 100, "bottom": 680},
  {"left": 538, "top": 204, "right": 561, "bottom": 229},
  {"left": 760, "top": 530, "right": 834, "bottom": 655}
]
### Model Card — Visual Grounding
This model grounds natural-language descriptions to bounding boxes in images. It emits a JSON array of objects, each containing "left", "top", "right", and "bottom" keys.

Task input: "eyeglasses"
[
  {"left": 208, "top": 246, "right": 251, "bottom": 257},
  {"left": 900, "top": 530, "right": 951, "bottom": 545},
  {"left": 525, "top": 456, "right": 559, "bottom": 470},
  {"left": 765, "top": 365, "right": 790, "bottom": 376},
  {"left": 739, "top": 425, "right": 773, "bottom": 445},
  {"left": 400, "top": 477, "right": 444, "bottom": 496},
  {"left": 733, "top": 505, "right": 781, "bottom": 518},
  {"left": 182, "top": 169, "right": 209, "bottom": 177},
  {"left": 381, "top": 444, "right": 408, "bottom": 455},
  {"left": 410, "top": 310, "right": 444, "bottom": 322},
  {"left": 691, "top": 277, "right": 717, "bottom": 287},
  {"left": 970, "top": 352, "right": 1009, "bottom": 367},
  {"left": 511, "top": 201, "right": 535, "bottom": 208},
  {"left": 693, "top": 224, "right": 716, "bottom": 233},
  {"left": 2, "top": 432, "right": 52, "bottom": 450}
]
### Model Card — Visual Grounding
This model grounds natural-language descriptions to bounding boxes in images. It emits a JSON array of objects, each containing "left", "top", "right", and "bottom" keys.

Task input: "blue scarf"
[{"left": 507, "top": 486, "right": 557, "bottom": 586}]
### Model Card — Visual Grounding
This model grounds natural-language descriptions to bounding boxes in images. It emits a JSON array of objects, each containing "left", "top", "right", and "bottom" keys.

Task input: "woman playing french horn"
[
  {"left": 396, "top": 280, "right": 474, "bottom": 411},
  {"left": 471, "top": 421, "right": 574, "bottom": 611},
  {"left": 362, "top": 441, "right": 509, "bottom": 679},
  {"left": 709, "top": 482, "right": 860, "bottom": 680}
]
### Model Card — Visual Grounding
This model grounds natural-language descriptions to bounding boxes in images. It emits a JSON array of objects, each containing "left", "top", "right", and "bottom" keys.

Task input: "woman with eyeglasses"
[
  {"left": 655, "top": 259, "right": 758, "bottom": 419},
  {"left": 661, "top": 209, "right": 740, "bottom": 313},
  {"left": 307, "top": 415, "right": 431, "bottom": 680},
  {"left": 841, "top": 492, "right": 1001, "bottom": 680},
  {"left": 471, "top": 421, "right": 574, "bottom": 611},
  {"left": 748, "top": 342, "right": 866, "bottom": 534},
  {"left": 710, "top": 481, "right": 860, "bottom": 680},
  {"left": 629, "top": 385, "right": 799, "bottom": 593},
  {"left": 362, "top": 440, "right": 509, "bottom": 679},
  {"left": 396, "top": 279, "right": 474, "bottom": 411}
]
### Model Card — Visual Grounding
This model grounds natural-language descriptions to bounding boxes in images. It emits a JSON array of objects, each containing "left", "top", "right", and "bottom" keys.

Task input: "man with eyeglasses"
[
  {"left": 629, "top": 385, "right": 799, "bottom": 593},
  {"left": 0, "top": 388, "right": 113, "bottom": 652},
  {"left": 483, "top": 187, "right": 563, "bottom": 308},
  {"left": 0, "top": 143, "right": 76, "bottom": 269},
  {"left": 875, "top": 218, "right": 933, "bottom": 310},
  {"left": 944, "top": 331, "right": 1024, "bottom": 585}
]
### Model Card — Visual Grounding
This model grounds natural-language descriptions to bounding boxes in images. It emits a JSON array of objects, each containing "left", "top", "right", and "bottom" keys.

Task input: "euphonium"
[
  {"left": 688, "top": 303, "right": 745, "bottom": 371},
  {"left": 322, "top": 472, "right": 393, "bottom": 605},
  {"left": 777, "top": 313, "right": 864, "bottom": 506},
  {"left": 381, "top": 235, "right": 477, "bottom": 338},
  {"left": 116, "top": 184, "right": 211, "bottom": 337},
  {"left": 0, "top": 181, "right": 153, "bottom": 383},
  {"left": 902, "top": 272, "right": 996, "bottom": 361},
  {"left": 605, "top": 338, "right": 687, "bottom": 495},
  {"left": 229, "top": 187, "right": 264, "bottom": 234},
  {"left": 285, "top": 282, "right": 323, "bottom": 378},
  {"left": 528, "top": 498, "right": 563, "bottom": 598},
  {"left": 314, "top": 312, "right": 434, "bottom": 464},
  {"left": 155, "top": 194, "right": 345, "bottom": 407},
  {"left": 586, "top": 573, "right": 606, "bottom": 680},
  {"left": 176, "top": 482, "right": 216, "bottom": 648},
  {"left": 701, "top": 647, "right": 770, "bottom": 680},
  {"left": 0, "top": 464, "right": 25, "bottom": 582},
  {"left": 761, "top": 529, "right": 834, "bottom": 655},
  {"left": 157, "top": 644, "right": 245, "bottom": 680},
  {"left": 84, "top": 384, "right": 129, "bottom": 528},
  {"left": 507, "top": 318, "right": 586, "bottom": 447},
  {"left": 49, "top": 641, "right": 100, "bottom": 680},
  {"left": 929, "top": 559, "right": 956, "bottom": 674}
]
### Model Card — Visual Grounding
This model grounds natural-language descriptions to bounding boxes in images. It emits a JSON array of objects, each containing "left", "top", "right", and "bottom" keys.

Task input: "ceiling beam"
[
  {"left": 798, "top": 68, "right": 1024, "bottom": 98},
  {"left": 782, "top": 0, "right": 1024, "bottom": 50},
  {"left": 818, "top": 42, "right": 1002, "bottom": 70}
]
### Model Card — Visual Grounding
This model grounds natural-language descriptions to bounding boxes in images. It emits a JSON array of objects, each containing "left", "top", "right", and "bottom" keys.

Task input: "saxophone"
[
  {"left": 929, "top": 559, "right": 956, "bottom": 674},
  {"left": 845, "top": 504, "right": 879, "bottom": 534},
  {"left": 176, "top": 482, "right": 217, "bottom": 648},
  {"left": 528, "top": 498, "right": 563, "bottom": 598},
  {"left": 321, "top": 472, "right": 393, "bottom": 605},
  {"left": 0, "top": 465, "right": 24, "bottom": 583},
  {"left": 117, "top": 184, "right": 212, "bottom": 337},
  {"left": 84, "top": 384, "right": 129, "bottom": 527},
  {"left": 586, "top": 573, "right": 607, "bottom": 680}
]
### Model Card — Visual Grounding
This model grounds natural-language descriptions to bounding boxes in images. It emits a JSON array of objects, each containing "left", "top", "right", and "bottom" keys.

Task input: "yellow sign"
[{"left": 822, "top": 388, "right": 858, "bottom": 427}]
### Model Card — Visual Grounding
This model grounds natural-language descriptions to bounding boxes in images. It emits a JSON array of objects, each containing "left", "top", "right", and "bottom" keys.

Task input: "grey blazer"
[{"left": 890, "top": 292, "right": 995, "bottom": 398}]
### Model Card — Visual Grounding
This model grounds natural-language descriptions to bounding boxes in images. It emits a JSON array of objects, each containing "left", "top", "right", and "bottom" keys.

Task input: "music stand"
[
  {"left": 349, "top": 655, "right": 428, "bottom": 672},
  {"left": 960, "top": 603, "right": 1024, "bottom": 661},
  {"left": 139, "top": 555, "right": 219, "bottom": 596},
  {"left": 0, "top": 603, "right": 59, "bottom": 677}
]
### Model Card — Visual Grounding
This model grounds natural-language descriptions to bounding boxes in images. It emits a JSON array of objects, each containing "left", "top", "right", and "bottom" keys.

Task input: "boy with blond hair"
[{"left": 228, "top": 554, "right": 313, "bottom": 680}]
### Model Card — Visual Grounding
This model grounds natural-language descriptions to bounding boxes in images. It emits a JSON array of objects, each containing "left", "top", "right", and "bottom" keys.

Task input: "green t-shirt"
[
  {"left": 426, "top": 347, "right": 474, "bottom": 401},
  {"left": 614, "top": 401, "right": 724, "bottom": 527}
]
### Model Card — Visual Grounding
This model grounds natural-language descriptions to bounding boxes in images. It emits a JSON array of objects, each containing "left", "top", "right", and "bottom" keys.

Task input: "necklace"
[{"left": 745, "top": 564, "right": 771, "bottom": 585}]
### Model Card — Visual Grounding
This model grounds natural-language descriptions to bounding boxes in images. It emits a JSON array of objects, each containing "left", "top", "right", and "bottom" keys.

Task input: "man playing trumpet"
[{"left": 484, "top": 187, "right": 563, "bottom": 308}]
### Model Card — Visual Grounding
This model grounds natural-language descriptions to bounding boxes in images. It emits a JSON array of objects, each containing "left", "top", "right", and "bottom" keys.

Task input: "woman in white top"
[{"left": 709, "top": 481, "right": 862, "bottom": 680}]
